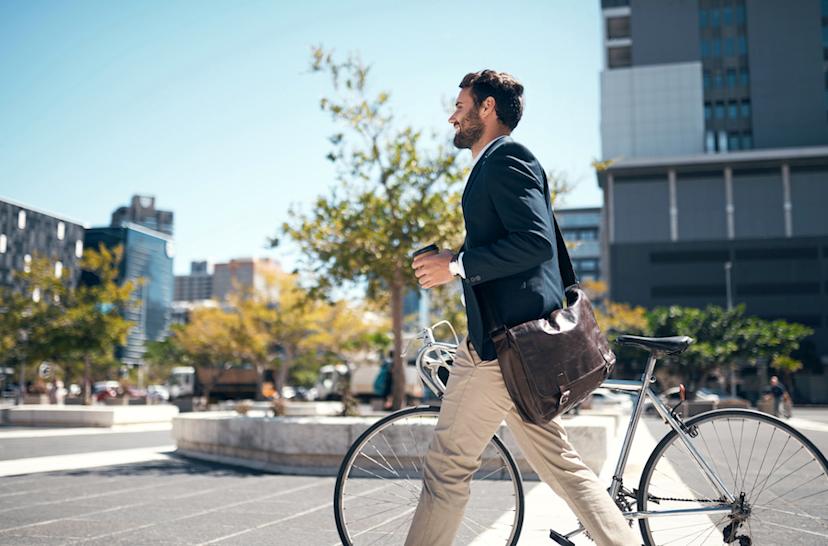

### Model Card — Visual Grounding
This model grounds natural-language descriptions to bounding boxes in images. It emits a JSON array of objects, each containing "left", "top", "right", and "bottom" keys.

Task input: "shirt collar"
[{"left": 469, "top": 135, "right": 508, "bottom": 171}]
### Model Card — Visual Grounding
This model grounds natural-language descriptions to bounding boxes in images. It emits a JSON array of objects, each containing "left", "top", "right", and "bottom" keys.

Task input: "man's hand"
[{"left": 412, "top": 250, "right": 455, "bottom": 289}]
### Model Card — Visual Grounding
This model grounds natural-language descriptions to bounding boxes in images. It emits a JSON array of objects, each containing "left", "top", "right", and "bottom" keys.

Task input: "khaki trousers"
[{"left": 404, "top": 337, "right": 640, "bottom": 546}]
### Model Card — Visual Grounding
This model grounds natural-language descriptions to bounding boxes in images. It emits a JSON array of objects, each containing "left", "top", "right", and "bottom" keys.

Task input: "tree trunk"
[
  {"left": 276, "top": 346, "right": 293, "bottom": 397},
  {"left": 255, "top": 363, "right": 264, "bottom": 401},
  {"left": 83, "top": 354, "right": 92, "bottom": 405},
  {"left": 16, "top": 361, "right": 26, "bottom": 405},
  {"left": 390, "top": 274, "right": 405, "bottom": 410}
]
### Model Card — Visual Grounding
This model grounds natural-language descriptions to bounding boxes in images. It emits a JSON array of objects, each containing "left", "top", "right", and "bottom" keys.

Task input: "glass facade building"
[{"left": 83, "top": 223, "right": 174, "bottom": 366}]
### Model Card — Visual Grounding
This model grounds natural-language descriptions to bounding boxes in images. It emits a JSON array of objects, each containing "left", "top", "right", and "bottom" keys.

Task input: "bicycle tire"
[
  {"left": 637, "top": 408, "right": 828, "bottom": 545},
  {"left": 333, "top": 406, "right": 525, "bottom": 546}
]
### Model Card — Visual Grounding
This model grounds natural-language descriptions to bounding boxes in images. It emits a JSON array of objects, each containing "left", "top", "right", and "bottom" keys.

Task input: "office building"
[
  {"left": 174, "top": 261, "right": 213, "bottom": 302},
  {"left": 598, "top": 0, "right": 828, "bottom": 401},
  {"left": 83, "top": 223, "right": 174, "bottom": 366},
  {"left": 212, "top": 258, "right": 281, "bottom": 302},
  {"left": 0, "top": 197, "right": 87, "bottom": 293},
  {"left": 556, "top": 207, "right": 602, "bottom": 282},
  {"left": 111, "top": 195, "right": 174, "bottom": 236}
]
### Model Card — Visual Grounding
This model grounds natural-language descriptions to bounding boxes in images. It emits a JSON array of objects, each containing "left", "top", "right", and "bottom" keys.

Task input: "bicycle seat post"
[{"left": 609, "top": 349, "right": 660, "bottom": 499}]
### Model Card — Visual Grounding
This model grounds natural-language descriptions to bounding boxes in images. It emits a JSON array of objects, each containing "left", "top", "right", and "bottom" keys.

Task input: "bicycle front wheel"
[
  {"left": 638, "top": 408, "right": 828, "bottom": 545},
  {"left": 333, "top": 405, "right": 524, "bottom": 545}
]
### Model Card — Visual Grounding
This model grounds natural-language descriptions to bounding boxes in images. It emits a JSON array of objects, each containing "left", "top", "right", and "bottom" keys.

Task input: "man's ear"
[{"left": 481, "top": 96, "right": 496, "bottom": 119}]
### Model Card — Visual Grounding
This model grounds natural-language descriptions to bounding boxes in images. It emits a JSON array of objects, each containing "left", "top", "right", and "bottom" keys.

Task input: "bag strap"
[{"left": 552, "top": 214, "right": 579, "bottom": 290}]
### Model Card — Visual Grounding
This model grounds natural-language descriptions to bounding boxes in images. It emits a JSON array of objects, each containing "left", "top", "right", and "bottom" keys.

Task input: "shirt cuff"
[{"left": 456, "top": 252, "right": 466, "bottom": 279}]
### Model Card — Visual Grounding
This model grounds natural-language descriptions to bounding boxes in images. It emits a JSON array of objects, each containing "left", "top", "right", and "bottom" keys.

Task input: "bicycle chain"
[{"left": 647, "top": 495, "right": 725, "bottom": 503}]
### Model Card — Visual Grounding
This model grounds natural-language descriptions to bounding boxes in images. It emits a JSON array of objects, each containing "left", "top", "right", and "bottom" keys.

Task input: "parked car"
[
  {"left": 93, "top": 381, "right": 121, "bottom": 402},
  {"left": 587, "top": 388, "right": 634, "bottom": 412},
  {"left": 661, "top": 386, "right": 720, "bottom": 404},
  {"left": 147, "top": 384, "right": 170, "bottom": 402}
]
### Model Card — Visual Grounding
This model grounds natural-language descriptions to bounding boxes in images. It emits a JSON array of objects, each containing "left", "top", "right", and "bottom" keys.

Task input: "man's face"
[{"left": 449, "top": 88, "right": 485, "bottom": 150}]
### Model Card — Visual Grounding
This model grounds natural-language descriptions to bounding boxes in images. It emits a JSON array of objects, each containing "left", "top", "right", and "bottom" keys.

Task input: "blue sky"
[{"left": 0, "top": 0, "right": 604, "bottom": 274}]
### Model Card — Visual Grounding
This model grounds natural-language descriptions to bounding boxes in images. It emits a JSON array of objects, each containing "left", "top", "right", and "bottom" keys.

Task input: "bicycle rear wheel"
[
  {"left": 333, "top": 405, "right": 524, "bottom": 545},
  {"left": 638, "top": 409, "right": 828, "bottom": 545}
]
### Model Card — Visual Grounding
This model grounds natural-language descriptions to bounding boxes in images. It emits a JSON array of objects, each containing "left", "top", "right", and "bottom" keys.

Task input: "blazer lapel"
[{"left": 461, "top": 136, "right": 512, "bottom": 209}]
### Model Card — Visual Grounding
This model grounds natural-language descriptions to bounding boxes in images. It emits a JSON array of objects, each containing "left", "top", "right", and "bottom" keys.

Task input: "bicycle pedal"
[{"left": 548, "top": 529, "right": 575, "bottom": 546}]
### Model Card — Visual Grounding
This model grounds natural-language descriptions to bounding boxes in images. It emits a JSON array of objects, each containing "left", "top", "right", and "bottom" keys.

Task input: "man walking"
[{"left": 408, "top": 70, "right": 638, "bottom": 546}]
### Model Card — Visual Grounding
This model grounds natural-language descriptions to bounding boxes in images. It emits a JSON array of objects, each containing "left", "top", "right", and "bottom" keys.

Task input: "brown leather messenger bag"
[{"left": 490, "top": 215, "right": 616, "bottom": 426}]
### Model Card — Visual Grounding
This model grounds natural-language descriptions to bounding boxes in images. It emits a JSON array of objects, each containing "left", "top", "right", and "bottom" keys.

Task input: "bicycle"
[{"left": 333, "top": 321, "right": 828, "bottom": 545}]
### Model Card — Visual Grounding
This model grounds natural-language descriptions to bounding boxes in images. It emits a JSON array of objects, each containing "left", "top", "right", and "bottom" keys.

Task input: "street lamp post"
[{"left": 724, "top": 261, "right": 736, "bottom": 397}]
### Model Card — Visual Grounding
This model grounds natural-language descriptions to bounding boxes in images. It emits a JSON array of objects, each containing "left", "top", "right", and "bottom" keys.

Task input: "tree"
[
  {"left": 53, "top": 245, "right": 137, "bottom": 404},
  {"left": 0, "top": 256, "right": 69, "bottom": 402},
  {"left": 648, "top": 304, "right": 813, "bottom": 397},
  {"left": 648, "top": 305, "right": 742, "bottom": 395},
  {"left": 277, "top": 47, "right": 466, "bottom": 409}
]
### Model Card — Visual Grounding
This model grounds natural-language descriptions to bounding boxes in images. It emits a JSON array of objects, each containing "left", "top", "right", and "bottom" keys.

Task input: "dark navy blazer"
[{"left": 460, "top": 137, "right": 564, "bottom": 360}]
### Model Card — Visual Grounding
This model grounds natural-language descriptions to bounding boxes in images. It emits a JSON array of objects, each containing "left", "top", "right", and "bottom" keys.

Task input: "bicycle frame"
[
  {"left": 601, "top": 355, "right": 735, "bottom": 520},
  {"left": 411, "top": 323, "right": 738, "bottom": 537}
]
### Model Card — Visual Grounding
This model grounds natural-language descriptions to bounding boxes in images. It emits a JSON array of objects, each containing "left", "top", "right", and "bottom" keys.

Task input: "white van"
[{"left": 316, "top": 360, "right": 425, "bottom": 403}]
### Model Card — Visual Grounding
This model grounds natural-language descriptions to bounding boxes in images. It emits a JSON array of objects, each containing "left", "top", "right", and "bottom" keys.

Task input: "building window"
[
  {"left": 738, "top": 35, "right": 748, "bottom": 55},
  {"left": 728, "top": 101, "right": 739, "bottom": 119},
  {"left": 699, "top": 9, "right": 708, "bottom": 28},
  {"left": 724, "top": 37, "right": 735, "bottom": 56},
  {"left": 739, "top": 67, "right": 750, "bottom": 86},
  {"left": 706, "top": 131, "right": 716, "bottom": 152},
  {"left": 714, "top": 71, "right": 723, "bottom": 88},
  {"left": 718, "top": 130, "right": 728, "bottom": 151},
  {"left": 722, "top": 6, "right": 733, "bottom": 25},
  {"left": 742, "top": 132, "right": 753, "bottom": 149},
  {"left": 735, "top": 5, "right": 746, "bottom": 25},
  {"left": 703, "top": 71, "right": 712, "bottom": 89},
  {"left": 608, "top": 46, "right": 631, "bottom": 68},
  {"left": 740, "top": 99, "right": 751, "bottom": 118},
  {"left": 32, "top": 287, "right": 40, "bottom": 303},
  {"left": 704, "top": 103, "right": 712, "bottom": 120},
  {"left": 75, "top": 240, "right": 83, "bottom": 258},
  {"left": 0, "top": 234, "right": 6, "bottom": 254},
  {"left": 712, "top": 39, "right": 721, "bottom": 56},
  {"left": 578, "top": 259, "right": 599, "bottom": 272},
  {"left": 728, "top": 132, "right": 741, "bottom": 151},
  {"left": 606, "top": 16, "right": 631, "bottom": 40},
  {"left": 715, "top": 102, "right": 725, "bottom": 119},
  {"left": 57, "top": 221, "right": 65, "bottom": 241},
  {"left": 710, "top": 9, "right": 720, "bottom": 27},
  {"left": 17, "top": 210, "right": 26, "bottom": 230},
  {"left": 726, "top": 68, "right": 737, "bottom": 87},
  {"left": 55, "top": 261, "right": 63, "bottom": 279},
  {"left": 24, "top": 254, "right": 32, "bottom": 273},
  {"left": 601, "top": 0, "right": 630, "bottom": 8}
]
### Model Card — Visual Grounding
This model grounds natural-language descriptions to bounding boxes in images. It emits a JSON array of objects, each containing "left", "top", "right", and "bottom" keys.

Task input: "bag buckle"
[{"left": 559, "top": 389, "right": 571, "bottom": 406}]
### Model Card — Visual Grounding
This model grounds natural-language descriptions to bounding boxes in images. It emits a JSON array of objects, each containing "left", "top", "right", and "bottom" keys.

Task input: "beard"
[{"left": 453, "top": 107, "right": 485, "bottom": 149}]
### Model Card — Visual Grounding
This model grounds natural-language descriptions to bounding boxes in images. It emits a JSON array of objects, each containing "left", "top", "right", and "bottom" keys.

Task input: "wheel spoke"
[
  {"left": 639, "top": 411, "right": 828, "bottom": 546},
  {"left": 335, "top": 407, "right": 523, "bottom": 545}
]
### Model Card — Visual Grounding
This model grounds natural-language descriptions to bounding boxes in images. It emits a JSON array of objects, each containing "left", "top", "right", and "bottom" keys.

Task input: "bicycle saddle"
[{"left": 615, "top": 335, "right": 694, "bottom": 355}]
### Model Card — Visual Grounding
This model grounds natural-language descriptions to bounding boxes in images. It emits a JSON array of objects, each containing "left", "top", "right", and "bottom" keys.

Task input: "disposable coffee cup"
[{"left": 412, "top": 244, "right": 439, "bottom": 258}]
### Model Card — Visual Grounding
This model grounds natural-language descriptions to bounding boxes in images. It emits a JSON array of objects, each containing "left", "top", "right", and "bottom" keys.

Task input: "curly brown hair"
[{"left": 459, "top": 70, "right": 524, "bottom": 130}]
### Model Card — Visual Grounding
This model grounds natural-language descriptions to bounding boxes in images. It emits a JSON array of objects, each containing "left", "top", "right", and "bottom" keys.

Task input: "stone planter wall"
[{"left": 173, "top": 411, "right": 616, "bottom": 480}]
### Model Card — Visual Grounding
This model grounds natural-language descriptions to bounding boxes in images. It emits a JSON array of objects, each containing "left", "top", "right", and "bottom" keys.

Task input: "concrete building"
[
  {"left": 211, "top": 258, "right": 281, "bottom": 302},
  {"left": 600, "top": 0, "right": 828, "bottom": 158},
  {"left": 174, "top": 261, "right": 213, "bottom": 302},
  {"left": 598, "top": 0, "right": 828, "bottom": 400},
  {"left": 83, "top": 223, "right": 174, "bottom": 366},
  {"left": 0, "top": 197, "right": 87, "bottom": 293},
  {"left": 111, "top": 195, "right": 174, "bottom": 236},
  {"left": 556, "top": 207, "right": 603, "bottom": 282}
]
